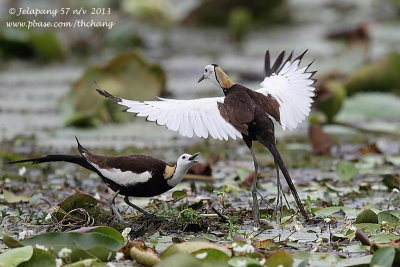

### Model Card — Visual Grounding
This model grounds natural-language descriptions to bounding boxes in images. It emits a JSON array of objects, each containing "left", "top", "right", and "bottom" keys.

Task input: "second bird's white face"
[
  {"left": 176, "top": 153, "right": 199, "bottom": 167},
  {"left": 167, "top": 153, "right": 200, "bottom": 187}
]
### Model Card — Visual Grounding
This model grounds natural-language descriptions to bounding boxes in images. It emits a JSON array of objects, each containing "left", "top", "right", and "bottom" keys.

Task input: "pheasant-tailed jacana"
[
  {"left": 96, "top": 50, "right": 316, "bottom": 224},
  {"left": 9, "top": 137, "right": 199, "bottom": 221}
]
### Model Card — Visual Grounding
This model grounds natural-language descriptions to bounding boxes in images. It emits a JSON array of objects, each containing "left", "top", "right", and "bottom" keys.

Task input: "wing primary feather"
[{"left": 264, "top": 50, "right": 271, "bottom": 76}]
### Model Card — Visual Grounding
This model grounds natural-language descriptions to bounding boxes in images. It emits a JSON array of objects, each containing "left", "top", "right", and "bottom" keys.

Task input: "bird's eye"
[{"left": 182, "top": 156, "right": 186, "bottom": 159}]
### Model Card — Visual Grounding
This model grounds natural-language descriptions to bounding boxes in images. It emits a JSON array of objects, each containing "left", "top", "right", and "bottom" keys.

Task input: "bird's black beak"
[
  {"left": 188, "top": 152, "right": 200, "bottom": 162},
  {"left": 197, "top": 75, "right": 205, "bottom": 83}
]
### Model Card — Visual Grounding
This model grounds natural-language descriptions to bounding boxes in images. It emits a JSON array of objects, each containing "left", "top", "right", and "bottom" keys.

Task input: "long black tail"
[
  {"left": 263, "top": 141, "right": 309, "bottom": 220},
  {"left": 9, "top": 154, "right": 99, "bottom": 174}
]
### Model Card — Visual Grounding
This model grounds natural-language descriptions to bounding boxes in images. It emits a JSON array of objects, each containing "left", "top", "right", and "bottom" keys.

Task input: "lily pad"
[
  {"left": 130, "top": 246, "right": 160, "bottom": 266},
  {"left": 160, "top": 241, "right": 232, "bottom": 259},
  {"left": 61, "top": 51, "right": 166, "bottom": 126},
  {"left": 3, "top": 190, "right": 31, "bottom": 203},
  {"left": 336, "top": 161, "right": 358, "bottom": 182},
  {"left": 18, "top": 231, "right": 123, "bottom": 262},
  {"left": 18, "top": 248, "right": 56, "bottom": 267},
  {"left": 55, "top": 193, "right": 98, "bottom": 221},
  {"left": 156, "top": 252, "right": 202, "bottom": 267},
  {"left": 314, "top": 206, "right": 359, "bottom": 218},
  {"left": 228, "top": 257, "right": 261, "bottom": 267},
  {"left": 265, "top": 250, "right": 293, "bottom": 267},
  {"left": 353, "top": 223, "right": 380, "bottom": 233},
  {"left": 192, "top": 249, "right": 230, "bottom": 267},
  {"left": 172, "top": 191, "right": 187, "bottom": 201},
  {"left": 377, "top": 211, "right": 400, "bottom": 225},
  {"left": 370, "top": 247, "right": 396, "bottom": 267},
  {"left": 0, "top": 246, "right": 33, "bottom": 267},
  {"left": 355, "top": 209, "right": 378, "bottom": 224}
]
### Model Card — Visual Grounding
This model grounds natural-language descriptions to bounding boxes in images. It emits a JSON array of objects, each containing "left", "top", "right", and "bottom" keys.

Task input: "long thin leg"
[
  {"left": 123, "top": 196, "right": 152, "bottom": 217},
  {"left": 275, "top": 162, "right": 282, "bottom": 218},
  {"left": 250, "top": 147, "right": 260, "bottom": 227},
  {"left": 109, "top": 190, "right": 125, "bottom": 222},
  {"left": 267, "top": 143, "right": 309, "bottom": 220}
]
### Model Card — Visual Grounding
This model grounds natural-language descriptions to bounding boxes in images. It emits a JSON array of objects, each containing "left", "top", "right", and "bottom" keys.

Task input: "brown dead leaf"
[
  {"left": 358, "top": 143, "right": 381, "bottom": 155},
  {"left": 308, "top": 125, "right": 332, "bottom": 155}
]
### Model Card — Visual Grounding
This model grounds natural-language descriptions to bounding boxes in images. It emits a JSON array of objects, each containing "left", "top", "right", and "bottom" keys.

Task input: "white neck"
[
  {"left": 166, "top": 164, "right": 192, "bottom": 187},
  {"left": 208, "top": 76, "right": 221, "bottom": 89}
]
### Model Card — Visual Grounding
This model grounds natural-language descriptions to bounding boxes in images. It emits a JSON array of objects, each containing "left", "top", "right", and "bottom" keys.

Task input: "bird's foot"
[
  {"left": 252, "top": 190, "right": 260, "bottom": 227},
  {"left": 110, "top": 204, "right": 126, "bottom": 223}
]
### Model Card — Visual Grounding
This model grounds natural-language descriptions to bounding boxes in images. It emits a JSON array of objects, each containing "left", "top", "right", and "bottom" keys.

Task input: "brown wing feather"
[
  {"left": 218, "top": 87, "right": 255, "bottom": 135},
  {"left": 84, "top": 153, "right": 166, "bottom": 173},
  {"left": 247, "top": 90, "right": 280, "bottom": 123}
]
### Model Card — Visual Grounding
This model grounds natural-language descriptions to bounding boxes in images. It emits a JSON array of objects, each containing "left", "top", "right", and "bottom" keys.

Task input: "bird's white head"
[
  {"left": 198, "top": 64, "right": 234, "bottom": 89},
  {"left": 167, "top": 152, "right": 200, "bottom": 187}
]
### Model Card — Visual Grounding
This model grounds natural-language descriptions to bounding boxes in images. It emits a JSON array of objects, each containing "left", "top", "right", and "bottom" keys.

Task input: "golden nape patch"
[
  {"left": 215, "top": 67, "right": 234, "bottom": 89},
  {"left": 163, "top": 165, "right": 176, "bottom": 179}
]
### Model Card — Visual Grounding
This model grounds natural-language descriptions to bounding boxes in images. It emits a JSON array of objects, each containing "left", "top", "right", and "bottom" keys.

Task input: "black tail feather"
[
  {"left": 9, "top": 154, "right": 99, "bottom": 174},
  {"left": 75, "top": 136, "right": 88, "bottom": 156}
]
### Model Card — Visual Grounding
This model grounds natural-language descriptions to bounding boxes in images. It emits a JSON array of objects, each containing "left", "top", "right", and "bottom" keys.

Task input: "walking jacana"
[
  {"left": 9, "top": 137, "right": 200, "bottom": 221},
  {"left": 97, "top": 50, "right": 316, "bottom": 224}
]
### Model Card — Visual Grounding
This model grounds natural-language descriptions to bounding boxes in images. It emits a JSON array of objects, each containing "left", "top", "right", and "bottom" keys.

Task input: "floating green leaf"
[
  {"left": 314, "top": 206, "right": 359, "bottom": 218},
  {"left": 19, "top": 248, "right": 56, "bottom": 267},
  {"left": 62, "top": 51, "right": 166, "bottom": 126},
  {"left": 353, "top": 223, "right": 380, "bottom": 233},
  {"left": 377, "top": 211, "right": 400, "bottom": 225},
  {"left": 3, "top": 190, "right": 31, "bottom": 203},
  {"left": 130, "top": 247, "right": 160, "bottom": 266},
  {"left": 85, "top": 226, "right": 125, "bottom": 245},
  {"left": 172, "top": 191, "right": 187, "bottom": 201},
  {"left": 228, "top": 257, "right": 261, "bottom": 267},
  {"left": 161, "top": 241, "right": 232, "bottom": 259},
  {"left": 236, "top": 168, "right": 252, "bottom": 181},
  {"left": 382, "top": 174, "right": 400, "bottom": 190},
  {"left": 156, "top": 253, "right": 202, "bottom": 267},
  {"left": 0, "top": 246, "right": 33, "bottom": 267},
  {"left": 370, "top": 247, "right": 395, "bottom": 267},
  {"left": 370, "top": 234, "right": 400, "bottom": 243},
  {"left": 55, "top": 193, "right": 98, "bottom": 221},
  {"left": 192, "top": 249, "right": 230, "bottom": 267},
  {"left": 355, "top": 209, "right": 378, "bottom": 224},
  {"left": 336, "top": 161, "right": 358, "bottom": 182},
  {"left": 265, "top": 250, "right": 293, "bottom": 267},
  {"left": 19, "top": 231, "right": 123, "bottom": 262}
]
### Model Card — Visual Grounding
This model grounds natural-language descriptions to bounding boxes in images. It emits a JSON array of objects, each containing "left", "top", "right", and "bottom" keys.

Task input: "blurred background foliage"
[{"left": 0, "top": 0, "right": 399, "bottom": 151}]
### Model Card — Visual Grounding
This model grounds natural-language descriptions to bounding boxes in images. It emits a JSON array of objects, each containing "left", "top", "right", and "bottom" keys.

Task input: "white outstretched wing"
[
  {"left": 257, "top": 51, "right": 316, "bottom": 131},
  {"left": 115, "top": 95, "right": 242, "bottom": 140}
]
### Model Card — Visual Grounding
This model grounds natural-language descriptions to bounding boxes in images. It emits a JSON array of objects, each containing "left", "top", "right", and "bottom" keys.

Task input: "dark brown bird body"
[
  {"left": 9, "top": 138, "right": 199, "bottom": 220},
  {"left": 218, "top": 83, "right": 308, "bottom": 220},
  {"left": 83, "top": 152, "right": 172, "bottom": 197}
]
